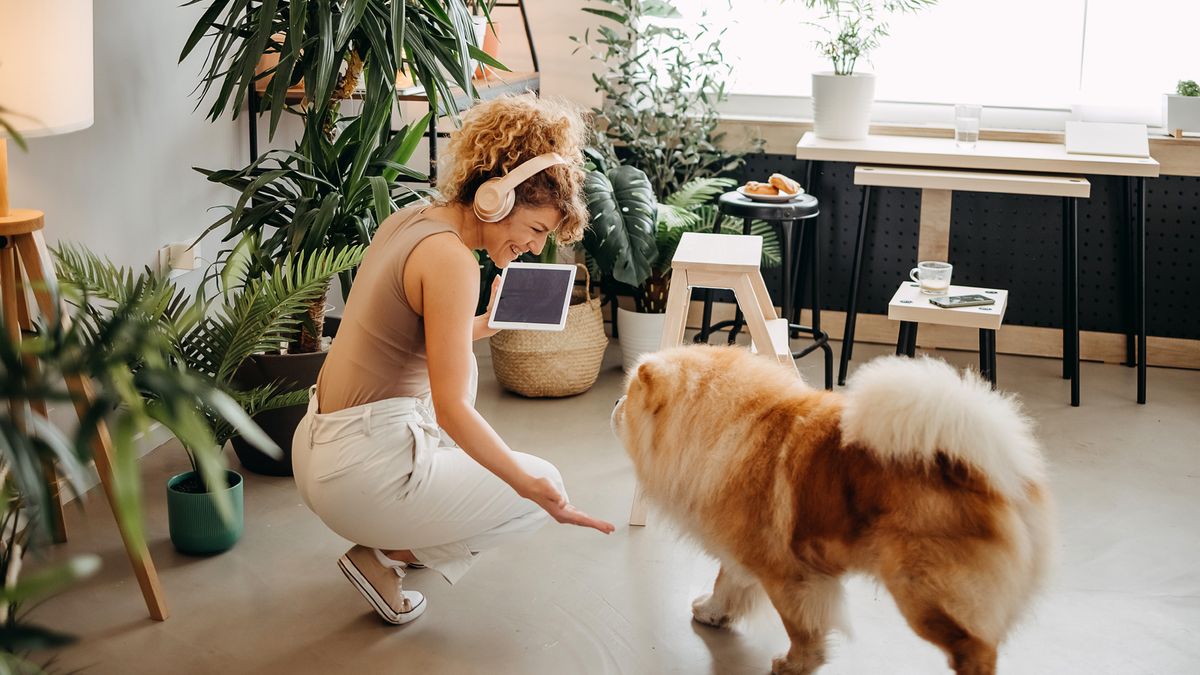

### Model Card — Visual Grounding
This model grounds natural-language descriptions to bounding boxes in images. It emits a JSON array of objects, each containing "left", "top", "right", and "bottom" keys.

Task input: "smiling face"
[{"left": 486, "top": 204, "right": 562, "bottom": 267}]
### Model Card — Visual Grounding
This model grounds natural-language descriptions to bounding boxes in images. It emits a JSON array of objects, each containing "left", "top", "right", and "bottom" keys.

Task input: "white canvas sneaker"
[{"left": 337, "top": 545, "right": 427, "bottom": 625}]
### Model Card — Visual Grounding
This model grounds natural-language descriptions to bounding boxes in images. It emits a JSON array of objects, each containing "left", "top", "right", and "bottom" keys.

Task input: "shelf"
[{"left": 253, "top": 71, "right": 539, "bottom": 110}]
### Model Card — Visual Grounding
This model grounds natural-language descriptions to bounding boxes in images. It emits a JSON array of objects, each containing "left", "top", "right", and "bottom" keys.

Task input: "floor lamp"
[{"left": 0, "top": 0, "right": 169, "bottom": 621}]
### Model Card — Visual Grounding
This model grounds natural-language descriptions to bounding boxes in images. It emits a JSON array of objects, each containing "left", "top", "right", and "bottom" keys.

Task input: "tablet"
[{"left": 487, "top": 262, "right": 578, "bottom": 331}]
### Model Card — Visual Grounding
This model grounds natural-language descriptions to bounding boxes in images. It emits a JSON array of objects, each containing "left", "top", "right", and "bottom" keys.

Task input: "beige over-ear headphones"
[{"left": 472, "top": 153, "right": 568, "bottom": 222}]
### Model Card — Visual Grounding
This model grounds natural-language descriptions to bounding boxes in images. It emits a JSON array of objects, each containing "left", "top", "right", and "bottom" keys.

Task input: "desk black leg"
[
  {"left": 1064, "top": 197, "right": 1080, "bottom": 407},
  {"left": 1136, "top": 177, "right": 1147, "bottom": 404},
  {"left": 839, "top": 185, "right": 871, "bottom": 386},
  {"left": 1124, "top": 177, "right": 1137, "bottom": 367},
  {"left": 907, "top": 322, "right": 919, "bottom": 357},
  {"left": 1061, "top": 197, "right": 1072, "bottom": 380}
]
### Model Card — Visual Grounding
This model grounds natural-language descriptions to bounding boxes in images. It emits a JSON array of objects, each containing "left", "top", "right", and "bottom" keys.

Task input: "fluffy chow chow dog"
[{"left": 612, "top": 346, "right": 1053, "bottom": 675}]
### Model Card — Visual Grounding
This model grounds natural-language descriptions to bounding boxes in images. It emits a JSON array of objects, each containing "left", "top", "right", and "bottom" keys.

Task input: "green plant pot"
[{"left": 166, "top": 470, "right": 244, "bottom": 555}]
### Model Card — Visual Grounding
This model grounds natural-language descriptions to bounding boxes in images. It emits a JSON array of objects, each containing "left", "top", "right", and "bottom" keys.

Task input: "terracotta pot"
[{"left": 475, "top": 21, "right": 501, "bottom": 79}]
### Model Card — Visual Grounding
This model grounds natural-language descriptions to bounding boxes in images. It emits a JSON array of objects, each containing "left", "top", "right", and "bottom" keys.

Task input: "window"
[{"left": 668, "top": 0, "right": 1198, "bottom": 129}]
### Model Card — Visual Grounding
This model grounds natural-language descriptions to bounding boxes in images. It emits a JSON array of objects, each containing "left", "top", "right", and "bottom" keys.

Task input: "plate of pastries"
[{"left": 737, "top": 173, "right": 804, "bottom": 202}]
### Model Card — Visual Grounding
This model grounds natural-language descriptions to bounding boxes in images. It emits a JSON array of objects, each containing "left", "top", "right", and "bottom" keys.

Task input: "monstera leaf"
[{"left": 583, "top": 165, "right": 658, "bottom": 287}]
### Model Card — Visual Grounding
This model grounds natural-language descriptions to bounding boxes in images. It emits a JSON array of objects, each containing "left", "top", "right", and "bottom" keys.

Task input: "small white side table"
[{"left": 887, "top": 282, "right": 1009, "bottom": 386}]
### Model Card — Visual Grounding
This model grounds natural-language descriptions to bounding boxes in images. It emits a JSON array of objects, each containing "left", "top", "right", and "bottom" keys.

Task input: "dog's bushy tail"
[{"left": 839, "top": 356, "right": 1045, "bottom": 500}]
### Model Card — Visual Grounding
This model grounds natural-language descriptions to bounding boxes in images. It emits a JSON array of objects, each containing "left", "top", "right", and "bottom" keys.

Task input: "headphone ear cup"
[{"left": 473, "top": 178, "right": 514, "bottom": 222}]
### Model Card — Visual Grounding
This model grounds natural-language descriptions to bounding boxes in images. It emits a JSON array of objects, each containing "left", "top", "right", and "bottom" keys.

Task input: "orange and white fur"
[{"left": 611, "top": 346, "right": 1054, "bottom": 675}]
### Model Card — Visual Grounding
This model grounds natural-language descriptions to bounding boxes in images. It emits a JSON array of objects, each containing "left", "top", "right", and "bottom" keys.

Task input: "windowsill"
[{"left": 716, "top": 115, "right": 1200, "bottom": 177}]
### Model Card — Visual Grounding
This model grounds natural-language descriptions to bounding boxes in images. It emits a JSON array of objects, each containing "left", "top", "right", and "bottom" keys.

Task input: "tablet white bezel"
[{"left": 487, "top": 262, "right": 578, "bottom": 331}]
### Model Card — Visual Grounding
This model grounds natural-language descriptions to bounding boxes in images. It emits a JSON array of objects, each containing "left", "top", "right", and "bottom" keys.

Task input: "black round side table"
[{"left": 694, "top": 190, "right": 833, "bottom": 389}]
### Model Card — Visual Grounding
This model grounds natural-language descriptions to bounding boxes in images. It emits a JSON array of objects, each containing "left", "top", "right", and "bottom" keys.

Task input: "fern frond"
[
  {"left": 664, "top": 177, "right": 736, "bottom": 209},
  {"left": 181, "top": 246, "right": 365, "bottom": 383},
  {"left": 655, "top": 203, "right": 698, "bottom": 230}
]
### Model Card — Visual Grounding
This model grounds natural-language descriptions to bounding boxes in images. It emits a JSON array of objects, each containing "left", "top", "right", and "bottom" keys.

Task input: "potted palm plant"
[
  {"left": 55, "top": 244, "right": 363, "bottom": 552},
  {"left": 802, "top": 0, "right": 936, "bottom": 140},
  {"left": 0, "top": 272, "right": 263, "bottom": 666},
  {"left": 180, "top": 0, "right": 497, "bottom": 471}
]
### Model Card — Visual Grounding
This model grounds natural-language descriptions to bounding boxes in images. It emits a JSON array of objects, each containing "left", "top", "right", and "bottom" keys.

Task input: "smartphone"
[{"left": 929, "top": 294, "right": 996, "bottom": 309}]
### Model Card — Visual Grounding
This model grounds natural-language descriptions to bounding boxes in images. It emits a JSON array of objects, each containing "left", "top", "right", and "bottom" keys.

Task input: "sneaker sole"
[{"left": 337, "top": 555, "right": 426, "bottom": 625}]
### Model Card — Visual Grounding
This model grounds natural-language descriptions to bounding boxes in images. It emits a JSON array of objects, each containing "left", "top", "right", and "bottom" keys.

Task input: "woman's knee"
[{"left": 518, "top": 453, "right": 565, "bottom": 494}]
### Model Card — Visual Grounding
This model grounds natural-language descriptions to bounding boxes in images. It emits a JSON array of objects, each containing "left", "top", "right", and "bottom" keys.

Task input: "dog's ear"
[{"left": 634, "top": 354, "right": 662, "bottom": 387}]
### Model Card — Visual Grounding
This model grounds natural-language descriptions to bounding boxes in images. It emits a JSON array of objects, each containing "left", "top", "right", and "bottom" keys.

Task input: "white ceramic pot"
[
  {"left": 1164, "top": 94, "right": 1200, "bottom": 134},
  {"left": 469, "top": 16, "right": 488, "bottom": 77},
  {"left": 617, "top": 308, "right": 666, "bottom": 372},
  {"left": 812, "top": 72, "right": 876, "bottom": 141}
]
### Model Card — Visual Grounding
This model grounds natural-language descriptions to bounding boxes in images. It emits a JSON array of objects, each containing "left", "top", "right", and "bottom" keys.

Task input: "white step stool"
[
  {"left": 628, "top": 232, "right": 797, "bottom": 527},
  {"left": 888, "top": 282, "right": 1008, "bottom": 386}
]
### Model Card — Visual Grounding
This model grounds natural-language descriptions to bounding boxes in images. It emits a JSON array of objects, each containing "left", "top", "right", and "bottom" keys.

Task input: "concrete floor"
[{"left": 26, "top": 339, "right": 1200, "bottom": 674}]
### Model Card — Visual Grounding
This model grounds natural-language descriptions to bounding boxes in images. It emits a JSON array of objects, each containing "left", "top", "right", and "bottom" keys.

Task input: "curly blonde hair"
[{"left": 439, "top": 95, "right": 589, "bottom": 245}]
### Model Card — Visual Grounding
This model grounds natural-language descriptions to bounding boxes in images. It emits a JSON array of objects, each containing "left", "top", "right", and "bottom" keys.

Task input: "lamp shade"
[{"left": 0, "top": 0, "right": 93, "bottom": 139}]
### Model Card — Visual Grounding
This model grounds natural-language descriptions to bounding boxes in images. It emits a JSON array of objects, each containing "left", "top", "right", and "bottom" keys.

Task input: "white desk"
[
  {"left": 795, "top": 133, "right": 1159, "bottom": 177},
  {"left": 796, "top": 132, "right": 1160, "bottom": 405}
]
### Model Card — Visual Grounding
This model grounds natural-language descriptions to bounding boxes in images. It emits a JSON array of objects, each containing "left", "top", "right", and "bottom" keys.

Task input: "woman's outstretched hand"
[{"left": 523, "top": 476, "right": 615, "bottom": 534}]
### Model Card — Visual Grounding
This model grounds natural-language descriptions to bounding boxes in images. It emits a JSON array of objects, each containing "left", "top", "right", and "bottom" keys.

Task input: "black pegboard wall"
[{"left": 736, "top": 155, "right": 1200, "bottom": 339}]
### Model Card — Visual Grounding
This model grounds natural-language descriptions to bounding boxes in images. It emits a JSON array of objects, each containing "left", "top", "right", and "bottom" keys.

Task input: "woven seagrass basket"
[{"left": 489, "top": 264, "right": 608, "bottom": 398}]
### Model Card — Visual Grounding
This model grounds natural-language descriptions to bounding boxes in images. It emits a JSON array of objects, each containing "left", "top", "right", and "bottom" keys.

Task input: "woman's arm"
[
  {"left": 472, "top": 276, "right": 501, "bottom": 341},
  {"left": 410, "top": 237, "right": 612, "bottom": 533}
]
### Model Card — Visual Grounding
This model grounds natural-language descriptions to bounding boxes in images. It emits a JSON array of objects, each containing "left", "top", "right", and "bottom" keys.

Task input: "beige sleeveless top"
[{"left": 316, "top": 205, "right": 458, "bottom": 412}]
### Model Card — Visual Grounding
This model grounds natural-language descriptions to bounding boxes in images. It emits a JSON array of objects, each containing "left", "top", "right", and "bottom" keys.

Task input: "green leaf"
[
  {"left": 582, "top": 166, "right": 658, "bottom": 288},
  {"left": 0, "top": 555, "right": 100, "bottom": 604}
]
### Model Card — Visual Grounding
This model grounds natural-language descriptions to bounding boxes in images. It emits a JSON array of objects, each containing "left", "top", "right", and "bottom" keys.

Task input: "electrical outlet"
[{"left": 158, "top": 242, "right": 202, "bottom": 274}]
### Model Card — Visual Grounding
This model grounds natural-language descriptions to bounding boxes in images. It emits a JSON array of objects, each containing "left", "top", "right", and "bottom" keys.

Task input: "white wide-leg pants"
[{"left": 292, "top": 356, "right": 563, "bottom": 584}]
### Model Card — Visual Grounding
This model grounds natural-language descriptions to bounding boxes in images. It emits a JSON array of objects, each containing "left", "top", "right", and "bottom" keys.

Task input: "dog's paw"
[
  {"left": 691, "top": 593, "right": 732, "bottom": 628},
  {"left": 770, "top": 654, "right": 823, "bottom": 675},
  {"left": 770, "top": 656, "right": 812, "bottom": 675}
]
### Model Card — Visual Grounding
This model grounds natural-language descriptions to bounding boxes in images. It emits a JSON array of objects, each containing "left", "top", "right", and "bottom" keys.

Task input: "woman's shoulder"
[{"left": 409, "top": 231, "right": 477, "bottom": 273}]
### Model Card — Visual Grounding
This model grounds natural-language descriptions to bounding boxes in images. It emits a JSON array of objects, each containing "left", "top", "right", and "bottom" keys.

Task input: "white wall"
[
  {"left": 499, "top": 0, "right": 605, "bottom": 108},
  {"left": 7, "top": 2, "right": 249, "bottom": 271}
]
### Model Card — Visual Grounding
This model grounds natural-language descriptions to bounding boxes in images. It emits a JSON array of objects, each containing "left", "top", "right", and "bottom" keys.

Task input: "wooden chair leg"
[
  {"left": 732, "top": 275, "right": 794, "bottom": 372},
  {"left": 10, "top": 262, "right": 68, "bottom": 543},
  {"left": 14, "top": 231, "right": 169, "bottom": 621},
  {"left": 628, "top": 484, "right": 648, "bottom": 527},
  {"left": 657, "top": 269, "right": 691, "bottom": 351}
]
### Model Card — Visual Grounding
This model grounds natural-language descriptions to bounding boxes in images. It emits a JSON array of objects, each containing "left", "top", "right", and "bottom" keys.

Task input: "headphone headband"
[
  {"left": 472, "top": 152, "right": 569, "bottom": 222},
  {"left": 492, "top": 153, "right": 567, "bottom": 192}
]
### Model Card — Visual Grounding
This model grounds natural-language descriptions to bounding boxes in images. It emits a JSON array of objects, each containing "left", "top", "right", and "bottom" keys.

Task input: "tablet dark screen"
[{"left": 492, "top": 267, "right": 573, "bottom": 325}]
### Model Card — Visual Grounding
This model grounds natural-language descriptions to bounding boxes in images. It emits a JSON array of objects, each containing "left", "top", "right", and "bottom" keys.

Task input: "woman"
[{"left": 292, "top": 95, "right": 614, "bottom": 626}]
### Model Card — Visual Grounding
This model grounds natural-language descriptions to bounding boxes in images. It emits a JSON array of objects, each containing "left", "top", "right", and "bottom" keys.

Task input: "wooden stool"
[
  {"left": 0, "top": 208, "right": 169, "bottom": 620},
  {"left": 628, "top": 232, "right": 796, "bottom": 526},
  {"left": 694, "top": 191, "right": 834, "bottom": 389},
  {"left": 888, "top": 282, "right": 1009, "bottom": 387}
]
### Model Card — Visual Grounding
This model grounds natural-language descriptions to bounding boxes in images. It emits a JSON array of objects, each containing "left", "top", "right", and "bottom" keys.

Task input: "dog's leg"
[
  {"left": 692, "top": 562, "right": 762, "bottom": 628},
  {"left": 761, "top": 575, "right": 844, "bottom": 675},
  {"left": 881, "top": 558, "right": 999, "bottom": 675}
]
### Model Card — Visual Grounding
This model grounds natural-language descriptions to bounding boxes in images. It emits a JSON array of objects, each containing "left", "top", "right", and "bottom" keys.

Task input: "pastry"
[
  {"left": 743, "top": 181, "right": 779, "bottom": 196},
  {"left": 768, "top": 173, "right": 801, "bottom": 195}
]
